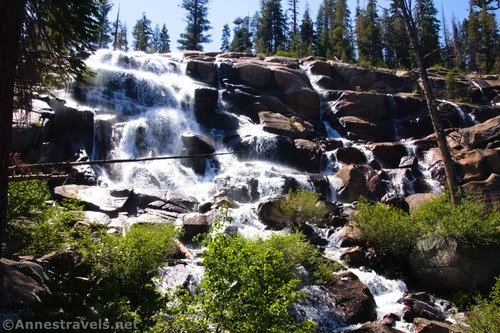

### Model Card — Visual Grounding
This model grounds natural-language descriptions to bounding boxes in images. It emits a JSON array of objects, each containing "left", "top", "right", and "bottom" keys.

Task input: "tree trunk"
[
  {"left": 0, "top": 0, "right": 26, "bottom": 257},
  {"left": 394, "top": 0, "right": 460, "bottom": 205}
]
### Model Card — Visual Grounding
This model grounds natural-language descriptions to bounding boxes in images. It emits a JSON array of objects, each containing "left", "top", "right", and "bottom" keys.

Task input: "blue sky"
[{"left": 109, "top": 0, "right": 471, "bottom": 52}]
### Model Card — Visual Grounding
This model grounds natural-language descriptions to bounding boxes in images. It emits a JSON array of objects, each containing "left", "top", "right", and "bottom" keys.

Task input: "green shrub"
[
  {"left": 354, "top": 195, "right": 500, "bottom": 258},
  {"left": 414, "top": 195, "right": 500, "bottom": 248},
  {"left": 165, "top": 207, "right": 317, "bottom": 333},
  {"left": 462, "top": 277, "right": 500, "bottom": 332},
  {"left": 354, "top": 197, "right": 418, "bottom": 257},
  {"left": 7, "top": 180, "right": 83, "bottom": 256},
  {"left": 276, "top": 187, "right": 328, "bottom": 229},
  {"left": 78, "top": 223, "right": 178, "bottom": 287}
]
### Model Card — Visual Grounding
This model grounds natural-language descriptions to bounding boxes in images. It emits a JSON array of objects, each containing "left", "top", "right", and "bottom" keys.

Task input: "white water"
[{"left": 64, "top": 50, "right": 454, "bottom": 332}]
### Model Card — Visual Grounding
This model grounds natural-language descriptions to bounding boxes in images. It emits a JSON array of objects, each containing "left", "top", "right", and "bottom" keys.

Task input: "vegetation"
[
  {"left": 157, "top": 206, "right": 331, "bottom": 333},
  {"left": 462, "top": 277, "right": 500, "bottom": 333},
  {"left": 177, "top": 0, "right": 212, "bottom": 51},
  {"left": 355, "top": 195, "right": 500, "bottom": 258}
]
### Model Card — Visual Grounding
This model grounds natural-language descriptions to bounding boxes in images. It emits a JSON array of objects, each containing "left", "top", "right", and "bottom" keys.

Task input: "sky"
[{"left": 108, "top": 0, "right": 472, "bottom": 53}]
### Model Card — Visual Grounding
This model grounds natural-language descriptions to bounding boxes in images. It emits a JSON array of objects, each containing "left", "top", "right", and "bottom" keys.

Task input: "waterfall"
[{"left": 58, "top": 51, "right": 459, "bottom": 332}]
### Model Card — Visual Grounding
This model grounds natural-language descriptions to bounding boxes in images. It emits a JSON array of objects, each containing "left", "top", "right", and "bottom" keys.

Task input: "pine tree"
[
  {"left": 178, "top": 0, "right": 212, "bottom": 51},
  {"left": 332, "top": 0, "right": 355, "bottom": 62},
  {"left": 415, "top": 0, "right": 442, "bottom": 67},
  {"left": 467, "top": 4, "right": 480, "bottom": 70},
  {"left": 220, "top": 23, "right": 230, "bottom": 52},
  {"left": 355, "top": 0, "right": 383, "bottom": 66},
  {"left": 132, "top": 13, "right": 153, "bottom": 52},
  {"left": 95, "top": 0, "right": 113, "bottom": 49},
  {"left": 477, "top": 3, "right": 500, "bottom": 73},
  {"left": 158, "top": 24, "right": 170, "bottom": 53},
  {"left": 230, "top": 17, "right": 253, "bottom": 52},
  {"left": 257, "top": 0, "right": 287, "bottom": 55},
  {"left": 152, "top": 24, "right": 161, "bottom": 53},
  {"left": 299, "top": 3, "right": 314, "bottom": 57},
  {"left": 288, "top": 0, "right": 300, "bottom": 55},
  {"left": 315, "top": 0, "right": 335, "bottom": 58},
  {"left": 450, "top": 16, "right": 466, "bottom": 69}
]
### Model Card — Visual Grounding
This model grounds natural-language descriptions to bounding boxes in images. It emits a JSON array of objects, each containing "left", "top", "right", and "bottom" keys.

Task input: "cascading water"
[{"left": 58, "top": 50, "right": 456, "bottom": 332}]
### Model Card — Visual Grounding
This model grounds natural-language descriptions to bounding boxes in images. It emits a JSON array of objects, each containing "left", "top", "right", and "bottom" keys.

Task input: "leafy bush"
[
  {"left": 78, "top": 223, "right": 178, "bottom": 287},
  {"left": 164, "top": 207, "right": 318, "bottom": 333},
  {"left": 354, "top": 197, "right": 418, "bottom": 257},
  {"left": 7, "top": 180, "right": 83, "bottom": 256},
  {"left": 462, "top": 277, "right": 500, "bottom": 332},
  {"left": 275, "top": 187, "right": 328, "bottom": 229},
  {"left": 354, "top": 195, "right": 500, "bottom": 258}
]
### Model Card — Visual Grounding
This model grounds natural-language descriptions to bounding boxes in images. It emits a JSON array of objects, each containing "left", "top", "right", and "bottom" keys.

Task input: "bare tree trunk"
[
  {"left": 0, "top": 0, "right": 27, "bottom": 257},
  {"left": 394, "top": 0, "right": 460, "bottom": 205}
]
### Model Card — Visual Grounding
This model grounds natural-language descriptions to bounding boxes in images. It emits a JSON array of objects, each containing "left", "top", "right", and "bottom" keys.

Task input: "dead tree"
[{"left": 393, "top": 0, "right": 461, "bottom": 205}]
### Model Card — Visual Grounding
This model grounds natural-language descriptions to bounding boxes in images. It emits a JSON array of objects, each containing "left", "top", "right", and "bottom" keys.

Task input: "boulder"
[
  {"left": 456, "top": 148, "right": 500, "bottom": 183},
  {"left": 236, "top": 62, "right": 273, "bottom": 89},
  {"left": 0, "top": 259, "right": 48, "bottom": 317},
  {"left": 186, "top": 59, "right": 218, "bottom": 86},
  {"left": 413, "top": 318, "right": 463, "bottom": 333},
  {"left": 404, "top": 193, "right": 443, "bottom": 215},
  {"left": 180, "top": 132, "right": 216, "bottom": 175},
  {"left": 165, "top": 191, "right": 199, "bottom": 212},
  {"left": 336, "top": 147, "right": 368, "bottom": 165},
  {"left": 256, "top": 195, "right": 287, "bottom": 229},
  {"left": 338, "top": 116, "right": 394, "bottom": 142},
  {"left": 336, "top": 165, "right": 370, "bottom": 203},
  {"left": 331, "top": 91, "right": 392, "bottom": 121},
  {"left": 280, "top": 87, "right": 321, "bottom": 118},
  {"left": 462, "top": 173, "right": 500, "bottom": 210},
  {"left": 348, "top": 323, "right": 405, "bottom": 333},
  {"left": 194, "top": 87, "right": 219, "bottom": 127},
  {"left": 370, "top": 142, "right": 409, "bottom": 169},
  {"left": 401, "top": 297, "right": 447, "bottom": 323},
  {"left": 340, "top": 246, "right": 369, "bottom": 268},
  {"left": 337, "top": 222, "right": 367, "bottom": 248},
  {"left": 181, "top": 213, "right": 210, "bottom": 242},
  {"left": 214, "top": 176, "right": 260, "bottom": 203},
  {"left": 54, "top": 184, "right": 131, "bottom": 213},
  {"left": 409, "top": 236, "right": 500, "bottom": 293},
  {"left": 294, "top": 139, "right": 323, "bottom": 173},
  {"left": 272, "top": 67, "right": 310, "bottom": 90},
  {"left": 326, "top": 271, "right": 377, "bottom": 324},
  {"left": 447, "top": 115, "right": 500, "bottom": 150}
]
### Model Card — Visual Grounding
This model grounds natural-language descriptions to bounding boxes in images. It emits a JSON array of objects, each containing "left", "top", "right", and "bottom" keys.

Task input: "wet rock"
[
  {"left": 447, "top": 114, "right": 500, "bottom": 150},
  {"left": 380, "top": 313, "right": 401, "bottom": 327},
  {"left": 336, "top": 146, "right": 368, "bottom": 165},
  {"left": 401, "top": 296, "right": 447, "bottom": 323},
  {"left": 256, "top": 195, "right": 287, "bottom": 230},
  {"left": 180, "top": 132, "right": 216, "bottom": 175},
  {"left": 54, "top": 184, "right": 131, "bottom": 213},
  {"left": 337, "top": 222, "right": 366, "bottom": 248},
  {"left": 214, "top": 196, "right": 240, "bottom": 209},
  {"left": 280, "top": 86, "right": 320, "bottom": 118},
  {"left": 340, "top": 246, "right": 369, "bottom": 267},
  {"left": 361, "top": 165, "right": 388, "bottom": 201},
  {"left": 348, "top": 322, "right": 405, "bottom": 333},
  {"left": 294, "top": 139, "right": 323, "bottom": 173},
  {"left": 336, "top": 165, "right": 370, "bottom": 203},
  {"left": 214, "top": 176, "right": 260, "bottom": 203},
  {"left": 194, "top": 87, "right": 219, "bottom": 127},
  {"left": 326, "top": 271, "right": 377, "bottom": 324},
  {"left": 290, "top": 285, "right": 347, "bottom": 332},
  {"left": 381, "top": 193, "right": 410, "bottom": 213},
  {"left": 186, "top": 59, "right": 218, "bottom": 86},
  {"left": 399, "top": 155, "right": 418, "bottom": 168},
  {"left": 370, "top": 142, "right": 409, "bottom": 169},
  {"left": 165, "top": 191, "right": 199, "bottom": 212}
]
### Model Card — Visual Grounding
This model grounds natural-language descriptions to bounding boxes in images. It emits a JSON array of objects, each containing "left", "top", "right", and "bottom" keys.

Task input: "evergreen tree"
[
  {"left": 158, "top": 24, "right": 170, "bottom": 53},
  {"left": 355, "top": 0, "right": 383, "bottom": 65},
  {"left": 115, "top": 23, "right": 128, "bottom": 51},
  {"left": 450, "top": 15, "right": 466, "bottom": 69},
  {"left": 288, "top": 0, "right": 300, "bottom": 55},
  {"left": 257, "top": 0, "right": 287, "bottom": 55},
  {"left": 332, "top": 0, "right": 355, "bottom": 62},
  {"left": 415, "top": 0, "right": 442, "bottom": 67},
  {"left": 95, "top": 0, "right": 113, "bottom": 49},
  {"left": 177, "top": 0, "right": 212, "bottom": 51},
  {"left": 1, "top": 0, "right": 100, "bottom": 256},
  {"left": 383, "top": 2, "right": 412, "bottom": 69},
  {"left": 315, "top": 0, "right": 335, "bottom": 58},
  {"left": 477, "top": 3, "right": 500, "bottom": 72},
  {"left": 299, "top": 3, "right": 315, "bottom": 57},
  {"left": 132, "top": 13, "right": 153, "bottom": 52},
  {"left": 230, "top": 17, "right": 253, "bottom": 52},
  {"left": 220, "top": 23, "right": 230, "bottom": 52},
  {"left": 466, "top": 5, "right": 480, "bottom": 70},
  {"left": 152, "top": 24, "right": 161, "bottom": 52}
]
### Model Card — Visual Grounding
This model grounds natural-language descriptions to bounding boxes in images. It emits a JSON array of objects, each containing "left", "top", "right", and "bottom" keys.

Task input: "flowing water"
[{"left": 58, "top": 49, "right": 458, "bottom": 332}]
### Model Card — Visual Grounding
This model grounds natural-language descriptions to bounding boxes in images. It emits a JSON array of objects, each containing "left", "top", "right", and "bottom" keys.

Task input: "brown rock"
[
  {"left": 336, "top": 165, "right": 370, "bottom": 203},
  {"left": 370, "top": 142, "right": 409, "bottom": 169},
  {"left": 236, "top": 62, "right": 273, "bottom": 89},
  {"left": 448, "top": 114, "right": 500, "bottom": 150},
  {"left": 413, "top": 317, "right": 463, "bottom": 333},
  {"left": 348, "top": 322, "right": 405, "bottom": 333},
  {"left": 280, "top": 87, "right": 320, "bottom": 118},
  {"left": 405, "top": 193, "right": 443, "bottom": 215},
  {"left": 54, "top": 184, "right": 131, "bottom": 213},
  {"left": 457, "top": 148, "right": 500, "bottom": 182},
  {"left": 186, "top": 59, "right": 218, "bottom": 86},
  {"left": 181, "top": 213, "right": 210, "bottom": 242},
  {"left": 462, "top": 173, "right": 500, "bottom": 210}
]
